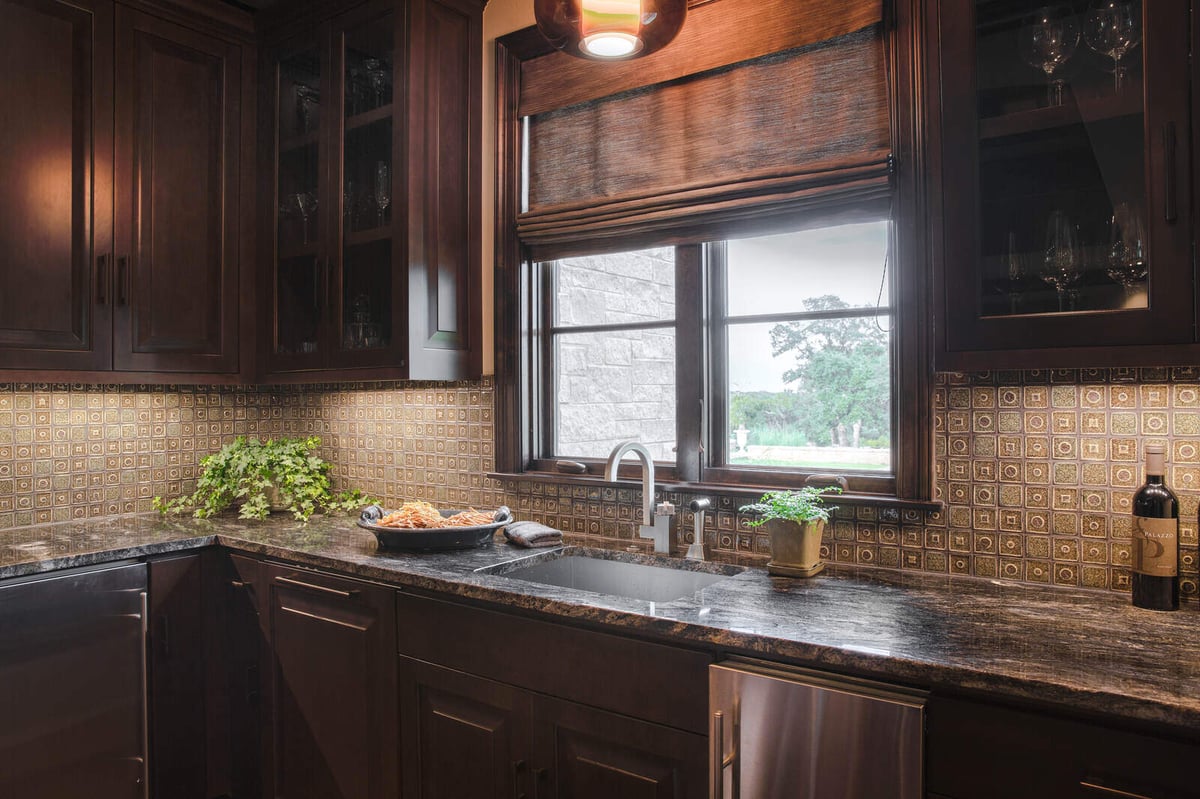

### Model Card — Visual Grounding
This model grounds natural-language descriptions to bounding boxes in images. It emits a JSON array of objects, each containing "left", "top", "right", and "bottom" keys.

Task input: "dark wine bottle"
[{"left": 1131, "top": 444, "right": 1179, "bottom": 611}]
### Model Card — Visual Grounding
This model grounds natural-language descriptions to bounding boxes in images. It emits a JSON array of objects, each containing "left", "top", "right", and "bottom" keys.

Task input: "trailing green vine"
[{"left": 153, "top": 436, "right": 372, "bottom": 521}]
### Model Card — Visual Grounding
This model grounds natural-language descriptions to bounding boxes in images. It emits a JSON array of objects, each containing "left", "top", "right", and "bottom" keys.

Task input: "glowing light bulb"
[{"left": 580, "top": 0, "right": 643, "bottom": 58}]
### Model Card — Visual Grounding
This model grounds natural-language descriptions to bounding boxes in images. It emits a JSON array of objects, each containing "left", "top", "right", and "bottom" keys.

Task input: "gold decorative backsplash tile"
[
  {"left": 0, "top": 384, "right": 288, "bottom": 529},
  {"left": 1, "top": 368, "right": 1198, "bottom": 599}
]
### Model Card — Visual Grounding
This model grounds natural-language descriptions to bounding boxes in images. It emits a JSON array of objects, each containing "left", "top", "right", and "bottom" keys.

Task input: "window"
[
  {"left": 535, "top": 219, "right": 894, "bottom": 494},
  {"left": 494, "top": 0, "right": 933, "bottom": 502},
  {"left": 718, "top": 222, "right": 892, "bottom": 474}
]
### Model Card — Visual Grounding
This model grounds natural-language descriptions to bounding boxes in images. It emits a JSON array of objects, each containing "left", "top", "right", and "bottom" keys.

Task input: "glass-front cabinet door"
[
  {"left": 331, "top": 4, "right": 402, "bottom": 369},
  {"left": 272, "top": 37, "right": 327, "bottom": 371},
  {"left": 936, "top": 0, "right": 1191, "bottom": 368},
  {"left": 266, "top": 1, "right": 403, "bottom": 376}
]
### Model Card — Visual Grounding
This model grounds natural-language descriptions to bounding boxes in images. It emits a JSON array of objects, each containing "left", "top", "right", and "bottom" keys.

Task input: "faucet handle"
[{"left": 655, "top": 501, "right": 676, "bottom": 517}]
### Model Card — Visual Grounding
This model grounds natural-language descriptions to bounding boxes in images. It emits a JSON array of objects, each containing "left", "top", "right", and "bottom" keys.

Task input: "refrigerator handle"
[{"left": 711, "top": 710, "right": 738, "bottom": 799}]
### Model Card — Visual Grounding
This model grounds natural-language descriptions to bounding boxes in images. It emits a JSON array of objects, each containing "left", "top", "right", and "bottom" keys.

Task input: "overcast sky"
[{"left": 725, "top": 221, "right": 891, "bottom": 393}]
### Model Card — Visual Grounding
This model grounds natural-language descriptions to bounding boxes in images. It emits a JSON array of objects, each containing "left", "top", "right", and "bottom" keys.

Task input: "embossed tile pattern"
[{"left": 2, "top": 368, "right": 1199, "bottom": 598}]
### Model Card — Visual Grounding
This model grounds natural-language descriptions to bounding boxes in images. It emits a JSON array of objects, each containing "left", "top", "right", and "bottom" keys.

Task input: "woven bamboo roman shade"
[{"left": 516, "top": 0, "right": 890, "bottom": 251}]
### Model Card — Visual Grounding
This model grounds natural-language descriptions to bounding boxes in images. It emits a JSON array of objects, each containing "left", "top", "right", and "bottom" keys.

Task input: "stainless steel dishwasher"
[{"left": 710, "top": 658, "right": 926, "bottom": 799}]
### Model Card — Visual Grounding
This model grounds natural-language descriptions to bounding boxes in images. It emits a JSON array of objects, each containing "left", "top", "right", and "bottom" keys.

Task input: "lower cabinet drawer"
[
  {"left": 927, "top": 697, "right": 1200, "bottom": 799},
  {"left": 396, "top": 591, "right": 713, "bottom": 734}
]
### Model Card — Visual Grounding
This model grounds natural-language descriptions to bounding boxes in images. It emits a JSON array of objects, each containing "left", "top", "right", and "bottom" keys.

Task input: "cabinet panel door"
[
  {"left": 265, "top": 565, "right": 398, "bottom": 799},
  {"left": 531, "top": 695, "right": 706, "bottom": 799},
  {"left": 398, "top": 657, "right": 531, "bottom": 799},
  {"left": 405, "top": 0, "right": 481, "bottom": 379},
  {"left": 0, "top": 0, "right": 112, "bottom": 371},
  {"left": 113, "top": 7, "right": 240, "bottom": 373},
  {"left": 148, "top": 554, "right": 208, "bottom": 799},
  {"left": 0, "top": 564, "right": 146, "bottom": 798}
]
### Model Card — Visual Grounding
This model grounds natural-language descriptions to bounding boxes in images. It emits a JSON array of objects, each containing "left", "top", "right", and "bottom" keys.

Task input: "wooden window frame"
[{"left": 493, "top": 0, "right": 936, "bottom": 506}]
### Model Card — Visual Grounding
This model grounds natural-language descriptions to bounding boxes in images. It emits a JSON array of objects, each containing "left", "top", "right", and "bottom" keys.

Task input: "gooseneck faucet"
[{"left": 604, "top": 441, "right": 674, "bottom": 553}]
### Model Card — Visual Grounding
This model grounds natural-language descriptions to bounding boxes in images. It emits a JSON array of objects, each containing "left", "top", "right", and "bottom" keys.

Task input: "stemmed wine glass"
[
  {"left": 374, "top": 162, "right": 391, "bottom": 226},
  {"left": 294, "top": 192, "right": 317, "bottom": 244},
  {"left": 1107, "top": 202, "right": 1148, "bottom": 302},
  {"left": 1019, "top": 5, "right": 1080, "bottom": 107},
  {"left": 1004, "top": 231, "right": 1026, "bottom": 314},
  {"left": 1083, "top": 0, "right": 1142, "bottom": 94},
  {"left": 344, "top": 180, "right": 358, "bottom": 231},
  {"left": 1043, "top": 210, "right": 1082, "bottom": 311},
  {"left": 362, "top": 58, "right": 390, "bottom": 108},
  {"left": 294, "top": 85, "right": 319, "bottom": 133}
]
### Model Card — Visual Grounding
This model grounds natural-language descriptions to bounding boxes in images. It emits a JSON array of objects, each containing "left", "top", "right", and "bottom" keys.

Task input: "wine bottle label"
[{"left": 1132, "top": 516, "right": 1179, "bottom": 578}]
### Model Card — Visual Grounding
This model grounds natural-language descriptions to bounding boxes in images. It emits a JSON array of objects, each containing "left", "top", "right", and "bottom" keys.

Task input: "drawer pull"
[
  {"left": 1080, "top": 781, "right": 1155, "bottom": 799},
  {"left": 275, "top": 575, "right": 358, "bottom": 598}
]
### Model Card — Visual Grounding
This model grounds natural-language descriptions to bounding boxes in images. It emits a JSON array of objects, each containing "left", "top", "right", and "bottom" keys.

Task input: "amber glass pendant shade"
[{"left": 534, "top": 0, "right": 687, "bottom": 60}]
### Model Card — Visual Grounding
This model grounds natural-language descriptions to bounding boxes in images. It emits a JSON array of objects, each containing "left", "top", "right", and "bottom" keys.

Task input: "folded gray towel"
[{"left": 504, "top": 521, "right": 564, "bottom": 548}]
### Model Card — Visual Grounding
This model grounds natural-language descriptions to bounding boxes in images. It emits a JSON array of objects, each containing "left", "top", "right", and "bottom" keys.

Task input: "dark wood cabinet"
[
  {"left": 399, "top": 658, "right": 531, "bottom": 799},
  {"left": 398, "top": 658, "right": 706, "bottom": 799},
  {"left": 113, "top": 6, "right": 242, "bottom": 374},
  {"left": 927, "top": 696, "right": 1200, "bottom": 799},
  {"left": 263, "top": 563, "right": 398, "bottom": 799},
  {"left": 148, "top": 554, "right": 209, "bottom": 798},
  {"left": 929, "top": 0, "right": 1196, "bottom": 370},
  {"left": 0, "top": 563, "right": 147, "bottom": 798},
  {"left": 0, "top": 0, "right": 114, "bottom": 372},
  {"left": 531, "top": 694, "right": 707, "bottom": 799},
  {"left": 0, "top": 0, "right": 251, "bottom": 380},
  {"left": 261, "top": 0, "right": 483, "bottom": 382},
  {"left": 396, "top": 591, "right": 710, "bottom": 799}
]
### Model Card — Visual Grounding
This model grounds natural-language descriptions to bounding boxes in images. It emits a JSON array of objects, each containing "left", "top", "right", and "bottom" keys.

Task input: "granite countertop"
[{"left": 4, "top": 512, "right": 1200, "bottom": 734}]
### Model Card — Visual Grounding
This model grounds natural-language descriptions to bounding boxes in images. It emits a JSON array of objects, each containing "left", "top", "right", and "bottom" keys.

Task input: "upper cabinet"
[
  {"left": 0, "top": 0, "right": 114, "bottom": 373},
  {"left": 930, "top": 0, "right": 1194, "bottom": 370},
  {"left": 0, "top": 0, "right": 250, "bottom": 379},
  {"left": 261, "top": 0, "right": 483, "bottom": 382}
]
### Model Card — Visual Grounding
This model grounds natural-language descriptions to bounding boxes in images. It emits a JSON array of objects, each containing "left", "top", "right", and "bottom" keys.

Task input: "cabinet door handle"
[
  {"left": 1080, "top": 781, "right": 1155, "bottom": 799},
  {"left": 531, "top": 767, "right": 547, "bottom": 799},
  {"left": 116, "top": 256, "right": 130, "bottom": 306},
  {"left": 246, "top": 663, "right": 260, "bottom": 705},
  {"left": 97, "top": 254, "right": 109, "bottom": 305},
  {"left": 511, "top": 759, "right": 526, "bottom": 799},
  {"left": 1163, "top": 122, "right": 1178, "bottom": 224},
  {"left": 274, "top": 574, "right": 358, "bottom": 598},
  {"left": 158, "top": 616, "right": 170, "bottom": 658},
  {"left": 325, "top": 256, "right": 334, "bottom": 317}
]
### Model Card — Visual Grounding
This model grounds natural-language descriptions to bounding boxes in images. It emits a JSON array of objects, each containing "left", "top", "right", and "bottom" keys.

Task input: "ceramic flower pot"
[{"left": 764, "top": 518, "right": 826, "bottom": 577}]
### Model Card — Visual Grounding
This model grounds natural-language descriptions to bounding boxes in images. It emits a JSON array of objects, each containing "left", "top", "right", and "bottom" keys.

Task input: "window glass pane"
[
  {"left": 554, "top": 248, "right": 675, "bottom": 326},
  {"left": 725, "top": 221, "right": 890, "bottom": 316},
  {"left": 554, "top": 330, "right": 676, "bottom": 461},
  {"left": 726, "top": 318, "right": 891, "bottom": 472}
]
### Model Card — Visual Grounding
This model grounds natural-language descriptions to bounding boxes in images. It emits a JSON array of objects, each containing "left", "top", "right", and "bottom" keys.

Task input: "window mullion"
[
  {"left": 703, "top": 242, "right": 729, "bottom": 480},
  {"left": 674, "top": 244, "right": 705, "bottom": 482},
  {"left": 538, "top": 261, "right": 557, "bottom": 461}
]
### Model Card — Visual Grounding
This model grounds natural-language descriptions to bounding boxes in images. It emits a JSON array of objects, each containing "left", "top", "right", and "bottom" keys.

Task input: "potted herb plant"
[
  {"left": 740, "top": 487, "right": 840, "bottom": 577},
  {"left": 154, "top": 436, "right": 369, "bottom": 521}
]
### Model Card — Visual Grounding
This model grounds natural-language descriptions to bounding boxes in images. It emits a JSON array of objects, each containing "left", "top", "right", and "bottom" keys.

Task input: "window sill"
[{"left": 487, "top": 471, "right": 943, "bottom": 514}]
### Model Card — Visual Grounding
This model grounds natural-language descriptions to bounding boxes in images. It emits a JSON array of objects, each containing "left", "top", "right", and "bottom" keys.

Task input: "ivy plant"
[
  {"left": 153, "top": 436, "right": 371, "bottom": 521},
  {"left": 739, "top": 487, "right": 841, "bottom": 527}
]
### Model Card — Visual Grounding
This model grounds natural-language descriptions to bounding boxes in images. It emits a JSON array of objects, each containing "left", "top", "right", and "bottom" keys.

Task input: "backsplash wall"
[{"left": 2, "top": 367, "right": 1198, "bottom": 599}]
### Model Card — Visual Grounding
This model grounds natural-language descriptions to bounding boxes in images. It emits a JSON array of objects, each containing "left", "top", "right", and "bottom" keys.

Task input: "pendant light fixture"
[{"left": 534, "top": 0, "right": 687, "bottom": 61}]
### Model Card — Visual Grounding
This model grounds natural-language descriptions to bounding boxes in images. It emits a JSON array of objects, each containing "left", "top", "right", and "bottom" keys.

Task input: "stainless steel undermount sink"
[{"left": 478, "top": 547, "right": 743, "bottom": 603}]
